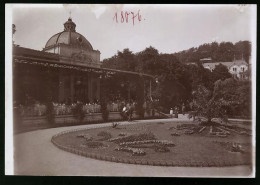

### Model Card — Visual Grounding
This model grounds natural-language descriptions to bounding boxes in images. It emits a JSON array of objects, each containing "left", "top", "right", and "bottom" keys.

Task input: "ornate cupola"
[
  {"left": 64, "top": 18, "right": 76, "bottom": 32},
  {"left": 43, "top": 17, "right": 101, "bottom": 68}
]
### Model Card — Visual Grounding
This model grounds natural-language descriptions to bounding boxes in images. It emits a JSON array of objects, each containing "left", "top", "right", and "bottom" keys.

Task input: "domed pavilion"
[
  {"left": 13, "top": 17, "right": 154, "bottom": 106},
  {"left": 43, "top": 17, "right": 101, "bottom": 68}
]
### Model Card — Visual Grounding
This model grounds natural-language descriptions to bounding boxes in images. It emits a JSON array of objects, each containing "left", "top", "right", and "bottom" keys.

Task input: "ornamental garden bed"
[{"left": 52, "top": 121, "right": 252, "bottom": 167}]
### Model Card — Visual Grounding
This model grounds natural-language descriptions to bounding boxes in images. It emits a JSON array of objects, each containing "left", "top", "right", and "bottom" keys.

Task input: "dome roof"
[{"left": 44, "top": 18, "right": 93, "bottom": 50}]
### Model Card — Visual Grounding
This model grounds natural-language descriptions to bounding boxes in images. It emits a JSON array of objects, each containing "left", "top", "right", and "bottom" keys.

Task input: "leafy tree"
[
  {"left": 212, "top": 63, "right": 232, "bottom": 81},
  {"left": 136, "top": 46, "right": 161, "bottom": 75},
  {"left": 213, "top": 78, "right": 251, "bottom": 118},
  {"left": 189, "top": 85, "right": 221, "bottom": 124},
  {"left": 234, "top": 41, "right": 251, "bottom": 63},
  {"left": 102, "top": 48, "right": 137, "bottom": 72},
  {"left": 153, "top": 54, "right": 192, "bottom": 112},
  {"left": 190, "top": 78, "right": 251, "bottom": 123},
  {"left": 174, "top": 40, "right": 251, "bottom": 64}
]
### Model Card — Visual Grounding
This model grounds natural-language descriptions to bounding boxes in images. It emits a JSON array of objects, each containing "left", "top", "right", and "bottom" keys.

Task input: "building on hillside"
[{"left": 202, "top": 59, "right": 250, "bottom": 80}]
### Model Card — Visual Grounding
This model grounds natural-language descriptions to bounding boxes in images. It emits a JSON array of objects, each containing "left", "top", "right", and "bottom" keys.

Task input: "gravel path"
[{"left": 13, "top": 119, "right": 253, "bottom": 177}]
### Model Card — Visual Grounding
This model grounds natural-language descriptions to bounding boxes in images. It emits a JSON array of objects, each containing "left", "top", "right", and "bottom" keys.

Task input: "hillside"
[{"left": 173, "top": 41, "right": 251, "bottom": 64}]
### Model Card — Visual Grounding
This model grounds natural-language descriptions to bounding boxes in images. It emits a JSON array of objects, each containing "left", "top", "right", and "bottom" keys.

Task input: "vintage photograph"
[{"left": 5, "top": 4, "right": 256, "bottom": 177}]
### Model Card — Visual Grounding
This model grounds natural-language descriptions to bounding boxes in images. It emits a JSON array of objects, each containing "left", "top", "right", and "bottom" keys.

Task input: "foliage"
[
  {"left": 190, "top": 78, "right": 251, "bottom": 123},
  {"left": 213, "top": 78, "right": 251, "bottom": 118},
  {"left": 212, "top": 64, "right": 232, "bottom": 81},
  {"left": 102, "top": 48, "right": 137, "bottom": 72},
  {"left": 154, "top": 54, "right": 192, "bottom": 111},
  {"left": 109, "top": 132, "right": 156, "bottom": 144},
  {"left": 174, "top": 41, "right": 251, "bottom": 63},
  {"left": 102, "top": 42, "right": 251, "bottom": 115}
]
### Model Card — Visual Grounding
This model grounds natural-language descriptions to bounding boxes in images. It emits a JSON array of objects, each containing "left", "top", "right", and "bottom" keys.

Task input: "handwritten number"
[
  {"left": 138, "top": 10, "right": 141, "bottom": 21},
  {"left": 113, "top": 10, "right": 142, "bottom": 25},
  {"left": 121, "top": 11, "right": 124, "bottom": 23},
  {"left": 125, "top": 11, "right": 130, "bottom": 23},
  {"left": 113, "top": 12, "right": 118, "bottom": 23}
]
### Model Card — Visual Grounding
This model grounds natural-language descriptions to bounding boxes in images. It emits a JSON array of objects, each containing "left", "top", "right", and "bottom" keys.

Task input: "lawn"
[{"left": 52, "top": 121, "right": 252, "bottom": 167}]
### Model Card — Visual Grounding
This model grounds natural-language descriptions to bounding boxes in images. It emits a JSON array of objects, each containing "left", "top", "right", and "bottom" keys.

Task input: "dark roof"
[
  {"left": 13, "top": 46, "right": 59, "bottom": 62},
  {"left": 43, "top": 18, "right": 93, "bottom": 51},
  {"left": 13, "top": 46, "right": 154, "bottom": 79},
  {"left": 44, "top": 31, "right": 93, "bottom": 51},
  {"left": 203, "top": 60, "right": 248, "bottom": 69}
]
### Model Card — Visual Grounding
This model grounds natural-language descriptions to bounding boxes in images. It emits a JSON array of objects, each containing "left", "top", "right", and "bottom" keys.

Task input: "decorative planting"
[{"left": 52, "top": 121, "right": 252, "bottom": 167}]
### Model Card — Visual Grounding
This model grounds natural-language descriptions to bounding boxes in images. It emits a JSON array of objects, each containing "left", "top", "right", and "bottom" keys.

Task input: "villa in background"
[{"left": 201, "top": 57, "right": 251, "bottom": 80}]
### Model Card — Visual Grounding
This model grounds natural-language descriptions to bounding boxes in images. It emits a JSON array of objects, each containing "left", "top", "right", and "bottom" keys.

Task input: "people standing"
[
  {"left": 174, "top": 106, "right": 178, "bottom": 118},
  {"left": 128, "top": 103, "right": 135, "bottom": 121},
  {"left": 170, "top": 108, "right": 173, "bottom": 118}
]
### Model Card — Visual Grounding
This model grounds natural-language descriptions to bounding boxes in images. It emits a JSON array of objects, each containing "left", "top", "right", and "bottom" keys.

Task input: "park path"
[{"left": 13, "top": 117, "right": 252, "bottom": 177}]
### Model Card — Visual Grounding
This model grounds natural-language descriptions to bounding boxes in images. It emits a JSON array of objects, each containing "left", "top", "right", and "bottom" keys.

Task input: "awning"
[{"left": 13, "top": 55, "right": 154, "bottom": 80}]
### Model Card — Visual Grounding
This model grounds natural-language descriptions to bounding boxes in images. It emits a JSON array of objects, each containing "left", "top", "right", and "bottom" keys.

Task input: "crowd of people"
[{"left": 14, "top": 100, "right": 136, "bottom": 117}]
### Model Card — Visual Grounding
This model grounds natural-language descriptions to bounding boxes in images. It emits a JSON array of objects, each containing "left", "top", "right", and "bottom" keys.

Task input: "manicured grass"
[{"left": 52, "top": 121, "right": 252, "bottom": 167}]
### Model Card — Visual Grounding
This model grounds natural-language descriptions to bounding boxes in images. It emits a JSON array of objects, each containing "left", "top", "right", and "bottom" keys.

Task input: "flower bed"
[
  {"left": 77, "top": 134, "right": 93, "bottom": 141},
  {"left": 115, "top": 147, "right": 146, "bottom": 156},
  {"left": 83, "top": 141, "right": 108, "bottom": 149},
  {"left": 51, "top": 121, "right": 252, "bottom": 167},
  {"left": 108, "top": 132, "right": 156, "bottom": 144},
  {"left": 97, "top": 131, "right": 112, "bottom": 141}
]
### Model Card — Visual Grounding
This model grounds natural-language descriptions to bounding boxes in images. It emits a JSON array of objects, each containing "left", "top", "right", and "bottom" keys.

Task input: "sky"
[{"left": 11, "top": 4, "right": 256, "bottom": 60}]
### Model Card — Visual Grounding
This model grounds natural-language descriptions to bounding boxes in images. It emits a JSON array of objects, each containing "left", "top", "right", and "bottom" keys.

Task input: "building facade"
[
  {"left": 202, "top": 59, "right": 249, "bottom": 79},
  {"left": 13, "top": 17, "right": 154, "bottom": 106},
  {"left": 13, "top": 17, "right": 103, "bottom": 105}
]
